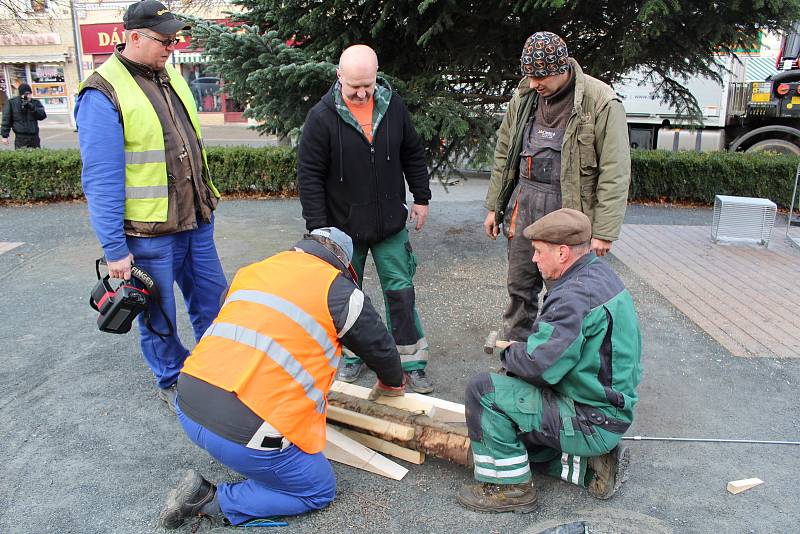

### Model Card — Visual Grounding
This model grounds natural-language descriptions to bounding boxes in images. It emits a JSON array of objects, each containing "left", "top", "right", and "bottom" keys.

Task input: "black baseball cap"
[{"left": 123, "top": 0, "right": 190, "bottom": 35}]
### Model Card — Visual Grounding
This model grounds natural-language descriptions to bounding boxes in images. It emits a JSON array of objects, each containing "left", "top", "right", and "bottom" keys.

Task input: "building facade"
[{"left": 0, "top": 0, "right": 245, "bottom": 127}]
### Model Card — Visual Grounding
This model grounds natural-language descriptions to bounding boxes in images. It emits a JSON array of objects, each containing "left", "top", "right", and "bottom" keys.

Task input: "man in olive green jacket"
[{"left": 483, "top": 31, "right": 631, "bottom": 342}]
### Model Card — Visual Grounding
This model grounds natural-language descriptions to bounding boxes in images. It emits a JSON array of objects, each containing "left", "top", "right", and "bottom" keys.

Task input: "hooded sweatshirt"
[{"left": 297, "top": 78, "right": 431, "bottom": 245}]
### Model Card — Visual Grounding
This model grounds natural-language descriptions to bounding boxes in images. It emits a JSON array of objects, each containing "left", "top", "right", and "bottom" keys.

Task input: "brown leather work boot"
[
  {"left": 587, "top": 445, "right": 630, "bottom": 499},
  {"left": 456, "top": 481, "right": 538, "bottom": 513}
]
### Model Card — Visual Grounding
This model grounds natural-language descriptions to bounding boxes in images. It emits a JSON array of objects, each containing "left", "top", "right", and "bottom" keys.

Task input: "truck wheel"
[{"left": 745, "top": 139, "right": 800, "bottom": 155}]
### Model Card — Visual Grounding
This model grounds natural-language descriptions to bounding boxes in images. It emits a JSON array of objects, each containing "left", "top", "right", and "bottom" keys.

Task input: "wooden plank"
[
  {"left": 0, "top": 242, "right": 23, "bottom": 255},
  {"left": 331, "top": 380, "right": 466, "bottom": 423},
  {"left": 326, "top": 405, "right": 415, "bottom": 441},
  {"left": 726, "top": 477, "right": 763, "bottom": 495},
  {"left": 331, "top": 381, "right": 436, "bottom": 416},
  {"left": 337, "top": 427, "right": 425, "bottom": 465},
  {"left": 324, "top": 425, "right": 408, "bottom": 480}
]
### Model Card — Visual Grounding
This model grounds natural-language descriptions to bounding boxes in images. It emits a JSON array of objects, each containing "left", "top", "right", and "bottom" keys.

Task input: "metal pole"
[
  {"left": 70, "top": 0, "right": 84, "bottom": 81},
  {"left": 622, "top": 435, "right": 800, "bottom": 446}
]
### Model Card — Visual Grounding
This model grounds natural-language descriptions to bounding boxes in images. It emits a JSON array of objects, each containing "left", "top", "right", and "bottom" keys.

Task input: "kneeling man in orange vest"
[{"left": 158, "top": 227, "right": 405, "bottom": 528}]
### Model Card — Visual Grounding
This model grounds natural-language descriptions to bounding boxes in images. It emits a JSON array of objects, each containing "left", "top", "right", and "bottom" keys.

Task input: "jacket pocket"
[
  {"left": 374, "top": 196, "right": 407, "bottom": 243},
  {"left": 344, "top": 201, "right": 380, "bottom": 243},
  {"left": 577, "top": 131, "right": 598, "bottom": 176}
]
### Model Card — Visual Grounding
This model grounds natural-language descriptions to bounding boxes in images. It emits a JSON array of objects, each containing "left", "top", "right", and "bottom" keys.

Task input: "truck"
[{"left": 617, "top": 29, "right": 800, "bottom": 154}]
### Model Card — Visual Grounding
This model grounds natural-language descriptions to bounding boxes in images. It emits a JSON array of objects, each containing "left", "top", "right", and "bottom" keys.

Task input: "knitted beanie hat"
[{"left": 520, "top": 31, "right": 570, "bottom": 77}]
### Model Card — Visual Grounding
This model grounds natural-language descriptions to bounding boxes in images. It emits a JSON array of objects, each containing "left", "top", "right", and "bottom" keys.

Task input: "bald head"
[{"left": 337, "top": 45, "right": 379, "bottom": 105}]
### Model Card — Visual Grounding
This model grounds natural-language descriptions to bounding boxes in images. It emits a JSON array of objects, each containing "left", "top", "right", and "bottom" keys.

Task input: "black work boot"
[
  {"left": 337, "top": 362, "right": 364, "bottom": 383},
  {"left": 587, "top": 445, "right": 630, "bottom": 499},
  {"left": 456, "top": 481, "right": 538, "bottom": 513},
  {"left": 159, "top": 470, "right": 218, "bottom": 529},
  {"left": 404, "top": 369, "right": 434, "bottom": 394}
]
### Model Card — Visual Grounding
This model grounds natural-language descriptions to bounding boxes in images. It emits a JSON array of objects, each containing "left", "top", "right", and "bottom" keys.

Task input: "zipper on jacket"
[{"left": 370, "top": 145, "right": 383, "bottom": 238}]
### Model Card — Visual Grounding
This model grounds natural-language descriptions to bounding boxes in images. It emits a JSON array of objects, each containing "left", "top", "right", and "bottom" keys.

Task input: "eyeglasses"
[{"left": 137, "top": 31, "right": 180, "bottom": 47}]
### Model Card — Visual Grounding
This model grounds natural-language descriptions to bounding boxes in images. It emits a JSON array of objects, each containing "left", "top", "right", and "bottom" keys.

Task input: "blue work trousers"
[
  {"left": 177, "top": 406, "right": 336, "bottom": 525},
  {"left": 127, "top": 220, "right": 226, "bottom": 388}
]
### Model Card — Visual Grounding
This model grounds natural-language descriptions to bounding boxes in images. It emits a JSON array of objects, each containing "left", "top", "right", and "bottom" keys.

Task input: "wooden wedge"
[
  {"left": 726, "top": 477, "right": 763, "bottom": 494},
  {"left": 339, "top": 427, "right": 425, "bottom": 465},
  {"left": 324, "top": 425, "right": 408, "bottom": 480}
]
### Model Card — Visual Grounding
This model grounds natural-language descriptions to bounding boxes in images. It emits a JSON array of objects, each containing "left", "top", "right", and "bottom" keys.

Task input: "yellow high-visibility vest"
[{"left": 79, "top": 54, "right": 219, "bottom": 222}]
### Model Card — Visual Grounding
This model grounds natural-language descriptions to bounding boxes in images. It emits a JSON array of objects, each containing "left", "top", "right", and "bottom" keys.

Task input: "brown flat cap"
[{"left": 522, "top": 208, "right": 591, "bottom": 245}]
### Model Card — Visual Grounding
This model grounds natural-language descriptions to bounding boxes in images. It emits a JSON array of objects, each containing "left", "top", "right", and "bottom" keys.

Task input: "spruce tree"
[{"left": 188, "top": 0, "right": 800, "bottom": 174}]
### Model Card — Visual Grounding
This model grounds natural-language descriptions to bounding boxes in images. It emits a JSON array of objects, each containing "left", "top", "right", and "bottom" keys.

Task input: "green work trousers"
[
  {"left": 465, "top": 372, "right": 622, "bottom": 486},
  {"left": 343, "top": 228, "right": 428, "bottom": 371}
]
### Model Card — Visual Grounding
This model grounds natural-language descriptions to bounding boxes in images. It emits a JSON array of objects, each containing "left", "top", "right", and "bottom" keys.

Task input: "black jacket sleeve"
[
  {"left": 30, "top": 99, "right": 46, "bottom": 121},
  {"left": 327, "top": 275, "right": 404, "bottom": 387},
  {"left": 1, "top": 99, "right": 11, "bottom": 138},
  {"left": 297, "top": 106, "right": 332, "bottom": 231},
  {"left": 396, "top": 97, "right": 431, "bottom": 205}
]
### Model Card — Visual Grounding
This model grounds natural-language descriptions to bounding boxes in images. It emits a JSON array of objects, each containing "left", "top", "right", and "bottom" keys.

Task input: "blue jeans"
[
  {"left": 127, "top": 220, "right": 227, "bottom": 388},
  {"left": 177, "top": 406, "right": 336, "bottom": 525}
]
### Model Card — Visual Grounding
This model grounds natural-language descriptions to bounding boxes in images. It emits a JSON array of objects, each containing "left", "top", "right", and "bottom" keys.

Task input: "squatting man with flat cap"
[
  {"left": 484, "top": 31, "right": 631, "bottom": 344},
  {"left": 458, "top": 208, "right": 642, "bottom": 513}
]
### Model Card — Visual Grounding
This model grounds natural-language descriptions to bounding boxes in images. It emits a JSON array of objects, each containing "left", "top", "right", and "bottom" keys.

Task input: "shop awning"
[
  {"left": 744, "top": 56, "right": 778, "bottom": 81},
  {"left": 0, "top": 53, "right": 67, "bottom": 64},
  {"left": 173, "top": 52, "right": 207, "bottom": 64}
]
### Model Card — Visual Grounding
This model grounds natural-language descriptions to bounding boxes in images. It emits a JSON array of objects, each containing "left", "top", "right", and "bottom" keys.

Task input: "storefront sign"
[
  {"left": 79, "top": 23, "right": 192, "bottom": 54},
  {"left": 0, "top": 33, "right": 61, "bottom": 46}
]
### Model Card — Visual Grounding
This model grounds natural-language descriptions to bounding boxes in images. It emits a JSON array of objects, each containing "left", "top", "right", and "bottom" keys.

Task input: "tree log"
[{"left": 327, "top": 391, "right": 471, "bottom": 467}]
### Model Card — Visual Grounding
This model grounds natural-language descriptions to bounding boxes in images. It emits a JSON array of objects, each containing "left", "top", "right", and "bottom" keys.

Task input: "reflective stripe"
[
  {"left": 397, "top": 337, "right": 429, "bottom": 355},
  {"left": 125, "top": 185, "right": 168, "bottom": 199},
  {"left": 225, "top": 289, "right": 338, "bottom": 369},
  {"left": 560, "top": 452, "right": 570, "bottom": 481},
  {"left": 474, "top": 464, "right": 531, "bottom": 479},
  {"left": 125, "top": 150, "right": 165, "bottom": 165},
  {"left": 473, "top": 452, "right": 529, "bottom": 467},
  {"left": 398, "top": 337, "right": 429, "bottom": 363},
  {"left": 572, "top": 455, "right": 582, "bottom": 485},
  {"left": 203, "top": 322, "right": 326, "bottom": 413},
  {"left": 337, "top": 289, "right": 364, "bottom": 337}
]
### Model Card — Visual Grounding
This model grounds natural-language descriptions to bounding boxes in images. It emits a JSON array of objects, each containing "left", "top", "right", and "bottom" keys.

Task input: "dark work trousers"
[
  {"left": 343, "top": 228, "right": 428, "bottom": 371},
  {"left": 502, "top": 177, "right": 561, "bottom": 341},
  {"left": 14, "top": 134, "right": 40, "bottom": 149}
]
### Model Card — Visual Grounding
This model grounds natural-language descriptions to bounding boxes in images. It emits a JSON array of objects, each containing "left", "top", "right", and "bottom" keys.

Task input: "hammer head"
[{"left": 483, "top": 330, "right": 498, "bottom": 354}]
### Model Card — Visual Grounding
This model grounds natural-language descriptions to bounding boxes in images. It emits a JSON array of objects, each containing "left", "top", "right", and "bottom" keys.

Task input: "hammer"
[{"left": 483, "top": 331, "right": 514, "bottom": 354}]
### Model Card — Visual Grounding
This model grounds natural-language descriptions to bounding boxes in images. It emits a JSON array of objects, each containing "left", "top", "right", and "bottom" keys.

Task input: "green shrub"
[
  {"left": 206, "top": 146, "right": 297, "bottom": 195},
  {"left": 630, "top": 150, "right": 799, "bottom": 209},
  {"left": 1, "top": 145, "right": 798, "bottom": 208},
  {"left": 0, "top": 146, "right": 298, "bottom": 202},
  {"left": 0, "top": 149, "right": 83, "bottom": 201}
]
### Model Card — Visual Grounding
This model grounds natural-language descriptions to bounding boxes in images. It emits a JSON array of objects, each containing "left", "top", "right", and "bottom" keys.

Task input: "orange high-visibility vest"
[{"left": 181, "top": 251, "right": 342, "bottom": 453}]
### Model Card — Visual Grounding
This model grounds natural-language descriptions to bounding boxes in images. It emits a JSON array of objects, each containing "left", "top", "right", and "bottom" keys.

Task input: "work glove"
[{"left": 368, "top": 379, "right": 405, "bottom": 401}]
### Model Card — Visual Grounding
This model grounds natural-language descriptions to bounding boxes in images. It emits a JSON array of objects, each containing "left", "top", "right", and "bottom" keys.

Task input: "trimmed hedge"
[
  {"left": 629, "top": 149, "right": 799, "bottom": 209},
  {"left": 0, "top": 146, "right": 298, "bottom": 202},
  {"left": 1, "top": 146, "right": 798, "bottom": 208}
]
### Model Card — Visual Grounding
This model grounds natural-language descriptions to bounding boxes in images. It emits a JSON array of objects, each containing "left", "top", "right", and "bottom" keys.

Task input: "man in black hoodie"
[
  {"left": 1, "top": 83, "right": 46, "bottom": 148},
  {"left": 297, "top": 44, "right": 434, "bottom": 393}
]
